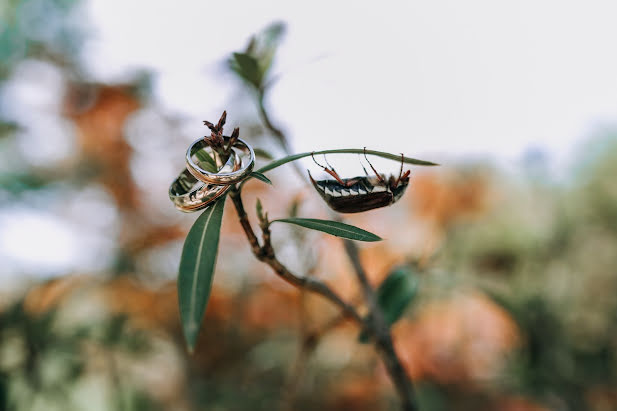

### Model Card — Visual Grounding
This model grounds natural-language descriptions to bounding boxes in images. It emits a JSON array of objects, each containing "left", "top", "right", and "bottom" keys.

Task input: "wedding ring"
[
  {"left": 169, "top": 151, "right": 239, "bottom": 212},
  {"left": 186, "top": 137, "right": 255, "bottom": 185}
]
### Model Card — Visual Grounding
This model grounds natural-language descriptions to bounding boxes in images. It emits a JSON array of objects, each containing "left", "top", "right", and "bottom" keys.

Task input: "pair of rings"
[{"left": 169, "top": 137, "right": 255, "bottom": 212}]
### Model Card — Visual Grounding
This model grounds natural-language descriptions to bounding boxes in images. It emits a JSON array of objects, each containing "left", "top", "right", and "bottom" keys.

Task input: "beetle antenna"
[{"left": 363, "top": 147, "right": 386, "bottom": 184}]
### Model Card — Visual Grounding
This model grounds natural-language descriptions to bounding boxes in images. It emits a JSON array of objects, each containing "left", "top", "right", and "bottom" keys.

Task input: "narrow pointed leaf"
[
  {"left": 230, "top": 52, "right": 263, "bottom": 89},
  {"left": 253, "top": 147, "right": 274, "bottom": 160},
  {"left": 178, "top": 197, "right": 227, "bottom": 352},
  {"left": 359, "top": 266, "right": 419, "bottom": 343},
  {"left": 288, "top": 198, "right": 300, "bottom": 218},
  {"left": 261, "top": 22, "right": 286, "bottom": 48},
  {"left": 194, "top": 149, "right": 218, "bottom": 173},
  {"left": 273, "top": 218, "right": 381, "bottom": 242},
  {"left": 256, "top": 149, "right": 438, "bottom": 175},
  {"left": 249, "top": 171, "right": 272, "bottom": 185}
]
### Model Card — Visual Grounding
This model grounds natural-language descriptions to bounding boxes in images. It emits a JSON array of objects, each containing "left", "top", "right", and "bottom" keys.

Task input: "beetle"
[{"left": 308, "top": 149, "right": 411, "bottom": 213}]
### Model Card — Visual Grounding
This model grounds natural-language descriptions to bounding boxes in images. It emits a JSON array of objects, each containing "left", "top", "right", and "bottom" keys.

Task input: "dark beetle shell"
[{"left": 309, "top": 172, "right": 409, "bottom": 213}]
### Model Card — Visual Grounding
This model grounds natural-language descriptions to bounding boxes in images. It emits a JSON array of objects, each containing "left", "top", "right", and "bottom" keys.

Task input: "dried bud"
[
  {"left": 226, "top": 126, "right": 240, "bottom": 153},
  {"left": 203, "top": 120, "right": 216, "bottom": 132},
  {"left": 216, "top": 111, "right": 227, "bottom": 131}
]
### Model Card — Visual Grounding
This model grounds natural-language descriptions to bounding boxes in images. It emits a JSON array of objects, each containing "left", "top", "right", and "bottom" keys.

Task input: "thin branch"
[
  {"left": 229, "top": 188, "right": 363, "bottom": 325},
  {"left": 280, "top": 299, "right": 361, "bottom": 411},
  {"left": 279, "top": 330, "right": 319, "bottom": 411},
  {"left": 343, "top": 240, "right": 418, "bottom": 411},
  {"left": 249, "top": 95, "right": 419, "bottom": 409},
  {"left": 257, "top": 92, "right": 289, "bottom": 152},
  {"left": 256, "top": 92, "right": 306, "bottom": 180}
]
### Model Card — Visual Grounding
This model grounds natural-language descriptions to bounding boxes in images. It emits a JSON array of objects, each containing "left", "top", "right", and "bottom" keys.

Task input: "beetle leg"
[
  {"left": 390, "top": 154, "right": 410, "bottom": 189},
  {"left": 311, "top": 152, "right": 351, "bottom": 186},
  {"left": 324, "top": 155, "right": 336, "bottom": 172},
  {"left": 363, "top": 147, "right": 386, "bottom": 184},
  {"left": 392, "top": 153, "right": 404, "bottom": 186},
  {"left": 356, "top": 154, "right": 371, "bottom": 177}
]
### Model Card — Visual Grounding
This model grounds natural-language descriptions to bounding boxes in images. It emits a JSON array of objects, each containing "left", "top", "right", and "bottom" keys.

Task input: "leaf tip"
[{"left": 183, "top": 321, "right": 200, "bottom": 354}]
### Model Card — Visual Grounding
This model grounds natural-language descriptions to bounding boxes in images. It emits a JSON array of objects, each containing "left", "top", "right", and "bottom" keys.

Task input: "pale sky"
[{"left": 83, "top": 0, "right": 617, "bottom": 166}]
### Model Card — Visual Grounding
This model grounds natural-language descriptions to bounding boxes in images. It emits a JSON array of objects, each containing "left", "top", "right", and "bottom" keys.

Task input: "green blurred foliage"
[
  {"left": 359, "top": 265, "right": 419, "bottom": 343},
  {"left": 0, "top": 300, "right": 155, "bottom": 411},
  {"left": 427, "top": 135, "right": 617, "bottom": 409},
  {"left": 228, "top": 22, "right": 285, "bottom": 91},
  {"left": 0, "top": 0, "right": 85, "bottom": 78}
]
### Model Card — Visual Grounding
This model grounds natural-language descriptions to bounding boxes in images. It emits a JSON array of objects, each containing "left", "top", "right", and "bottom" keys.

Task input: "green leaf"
[
  {"left": 230, "top": 52, "right": 263, "bottom": 89},
  {"left": 249, "top": 171, "right": 272, "bottom": 185},
  {"left": 272, "top": 218, "right": 381, "bottom": 242},
  {"left": 359, "top": 266, "right": 419, "bottom": 343},
  {"left": 194, "top": 149, "right": 218, "bottom": 173},
  {"left": 288, "top": 197, "right": 300, "bottom": 218},
  {"left": 256, "top": 198, "right": 264, "bottom": 221},
  {"left": 378, "top": 266, "right": 419, "bottom": 324},
  {"left": 261, "top": 22, "right": 286, "bottom": 48},
  {"left": 253, "top": 147, "right": 274, "bottom": 160},
  {"left": 246, "top": 22, "right": 285, "bottom": 80},
  {"left": 256, "top": 149, "right": 439, "bottom": 174},
  {"left": 177, "top": 197, "right": 227, "bottom": 352}
]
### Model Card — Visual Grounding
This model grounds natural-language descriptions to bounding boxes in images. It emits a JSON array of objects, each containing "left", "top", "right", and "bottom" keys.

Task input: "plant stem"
[
  {"left": 248, "top": 94, "right": 419, "bottom": 409},
  {"left": 229, "top": 188, "right": 363, "bottom": 324},
  {"left": 256, "top": 92, "right": 306, "bottom": 180},
  {"left": 343, "top": 240, "right": 418, "bottom": 411},
  {"left": 231, "top": 185, "right": 417, "bottom": 410}
]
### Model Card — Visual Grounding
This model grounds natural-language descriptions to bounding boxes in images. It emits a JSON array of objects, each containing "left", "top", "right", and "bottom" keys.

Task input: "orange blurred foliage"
[
  {"left": 494, "top": 396, "right": 550, "bottom": 411},
  {"left": 100, "top": 276, "right": 180, "bottom": 331},
  {"left": 392, "top": 291, "right": 520, "bottom": 384},
  {"left": 585, "top": 386, "right": 617, "bottom": 411},
  {"left": 241, "top": 283, "right": 299, "bottom": 330},
  {"left": 410, "top": 170, "right": 490, "bottom": 230},
  {"left": 23, "top": 275, "right": 90, "bottom": 314},
  {"left": 64, "top": 84, "right": 140, "bottom": 210},
  {"left": 326, "top": 374, "right": 385, "bottom": 411},
  {"left": 122, "top": 224, "right": 186, "bottom": 255}
]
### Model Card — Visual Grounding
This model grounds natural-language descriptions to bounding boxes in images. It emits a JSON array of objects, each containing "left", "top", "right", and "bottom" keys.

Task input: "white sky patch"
[
  {"left": 0, "top": 211, "right": 77, "bottom": 275},
  {"left": 82, "top": 0, "right": 617, "bottom": 169},
  {"left": 0, "top": 208, "right": 115, "bottom": 279}
]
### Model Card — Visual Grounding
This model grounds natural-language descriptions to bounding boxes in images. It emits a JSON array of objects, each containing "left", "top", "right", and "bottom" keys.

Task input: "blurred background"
[{"left": 1, "top": 1, "right": 617, "bottom": 410}]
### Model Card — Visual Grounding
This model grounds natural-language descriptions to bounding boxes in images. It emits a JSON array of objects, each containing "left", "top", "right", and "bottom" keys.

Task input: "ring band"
[
  {"left": 169, "top": 151, "right": 239, "bottom": 212},
  {"left": 186, "top": 137, "right": 255, "bottom": 185}
]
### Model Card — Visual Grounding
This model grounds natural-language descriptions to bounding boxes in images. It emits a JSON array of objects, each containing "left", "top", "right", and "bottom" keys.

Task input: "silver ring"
[
  {"left": 169, "top": 151, "right": 238, "bottom": 212},
  {"left": 185, "top": 137, "right": 255, "bottom": 185}
]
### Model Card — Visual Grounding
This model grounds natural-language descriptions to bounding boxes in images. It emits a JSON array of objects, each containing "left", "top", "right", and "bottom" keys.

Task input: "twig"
[
  {"left": 248, "top": 98, "right": 418, "bottom": 409},
  {"left": 231, "top": 183, "right": 417, "bottom": 410},
  {"left": 256, "top": 92, "right": 289, "bottom": 153},
  {"left": 229, "top": 188, "right": 363, "bottom": 325},
  {"left": 279, "top": 329, "right": 319, "bottom": 411},
  {"left": 256, "top": 93, "right": 305, "bottom": 180},
  {"left": 280, "top": 298, "right": 360, "bottom": 411},
  {"left": 254, "top": 93, "right": 318, "bottom": 410},
  {"left": 343, "top": 240, "right": 418, "bottom": 411}
]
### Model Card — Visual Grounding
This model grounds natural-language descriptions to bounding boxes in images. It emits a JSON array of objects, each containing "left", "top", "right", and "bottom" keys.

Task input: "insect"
[{"left": 308, "top": 149, "right": 411, "bottom": 213}]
